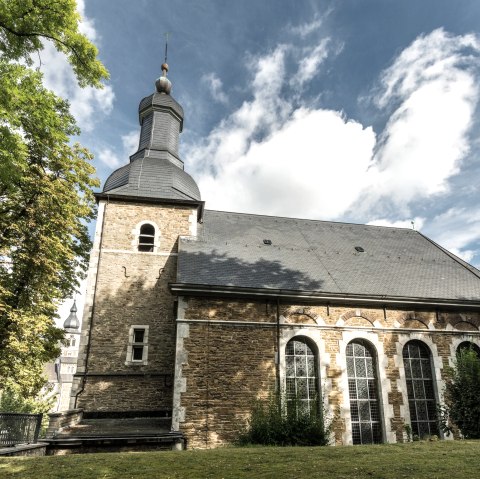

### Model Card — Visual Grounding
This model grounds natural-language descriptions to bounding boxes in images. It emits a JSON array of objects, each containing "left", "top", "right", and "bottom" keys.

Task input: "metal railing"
[{"left": 0, "top": 413, "right": 43, "bottom": 447}]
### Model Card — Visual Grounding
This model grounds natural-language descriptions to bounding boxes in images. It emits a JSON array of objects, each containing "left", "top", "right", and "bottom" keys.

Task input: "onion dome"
[
  {"left": 63, "top": 301, "right": 80, "bottom": 331},
  {"left": 100, "top": 63, "right": 201, "bottom": 203}
]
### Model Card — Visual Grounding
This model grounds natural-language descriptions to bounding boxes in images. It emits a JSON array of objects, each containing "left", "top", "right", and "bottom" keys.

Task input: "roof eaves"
[{"left": 169, "top": 282, "right": 480, "bottom": 310}]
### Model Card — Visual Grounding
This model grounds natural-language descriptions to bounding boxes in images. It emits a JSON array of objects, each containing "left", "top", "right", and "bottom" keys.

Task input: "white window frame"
[
  {"left": 132, "top": 221, "right": 161, "bottom": 253},
  {"left": 125, "top": 325, "right": 149, "bottom": 365}
]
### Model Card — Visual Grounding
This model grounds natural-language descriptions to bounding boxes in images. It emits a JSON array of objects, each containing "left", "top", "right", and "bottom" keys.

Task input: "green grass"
[{"left": 1, "top": 441, "right": 479, "bottom": 479}]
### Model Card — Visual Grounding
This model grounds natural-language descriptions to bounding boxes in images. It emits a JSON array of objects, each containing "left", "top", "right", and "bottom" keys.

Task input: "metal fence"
[{"left": 0, "top": 413, "right": 43, "bottom": 447}]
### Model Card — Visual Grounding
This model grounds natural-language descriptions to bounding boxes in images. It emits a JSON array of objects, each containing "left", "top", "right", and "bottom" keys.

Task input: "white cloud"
[
  {"left": 202, "top": 73, "right": 228, "bottom": 104},
  {"left": 76, "top": 0, "right": 97, "bottom": 42},
  {"left": 198, "top": 108, "right": 374, "bottom": 218},
  {"left": 289, "top": 17, "right": 324, "bottom": 38},
  {"left": 122, "top": 130, "right": 140, "bottom": 155},
  {"left": 188, "top": 45, "right": 293, "bottom": 176},
  {"left": 362, "top": 29, "right": 480, "bottom": 213},
  {"left": 188, "top": 29, "right": 480, "bottom": 230},
  {"left": 93, "top": 130, "right": 138, "bottom": 170},
  {"left": 367, "top": 217, "right": 425, "bottom": 230},
  {"left": 296, "top": 39, "right": 330, "bottom": 86},
  {"left": 187, "top": 45, "right": 374, "bottom": 219},
  {"left": 38, "top": 42, "right": 114, "bottom": 132},
  {"left": 97, "top": 147, "right": 121, "bottom": 168}
]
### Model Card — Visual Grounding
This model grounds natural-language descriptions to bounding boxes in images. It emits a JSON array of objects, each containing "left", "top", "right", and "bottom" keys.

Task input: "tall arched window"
[
  {"left": 347, "top": 340, "right": 382, "bottom": 444},
  {"left": 285, "top": 337, "right": 318, "bottom": 414},
  {"left": 138, "top": 223, "right": 155, "bottom": 252},
  {"left": 457, "top": 341, "right": 480, "bottom": 358},
  {"left": 403, "top": 340, "right": 438, "bottom": 438}
]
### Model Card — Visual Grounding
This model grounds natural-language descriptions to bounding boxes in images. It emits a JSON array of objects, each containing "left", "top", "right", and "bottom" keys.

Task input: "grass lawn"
[{"left": 0, "top": 441, "right": 479, "bottom": 479}]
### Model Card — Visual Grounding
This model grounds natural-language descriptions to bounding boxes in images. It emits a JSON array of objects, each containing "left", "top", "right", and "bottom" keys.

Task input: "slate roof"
[
  {"left": 138, "top": 92, "right": 184, "bottom": 131},
  {"left": 177, "top": 210, "right": 480, "bottom": 302},
  {"left": 103, "top": 157, "right": 201, "bottom": 201}
]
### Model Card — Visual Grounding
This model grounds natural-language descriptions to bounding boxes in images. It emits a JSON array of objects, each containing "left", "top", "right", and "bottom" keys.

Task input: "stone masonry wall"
[
  {"left": 175, "top": 298, "right": 480, "bottom": 448},
  {"left": 74, "top": 201, "right": 197, "bottom": 412}
]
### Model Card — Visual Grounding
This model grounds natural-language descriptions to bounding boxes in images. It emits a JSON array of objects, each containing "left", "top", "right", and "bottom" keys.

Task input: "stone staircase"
[{"left": 45, "top": 410, "right": 184, "bottom": 454}]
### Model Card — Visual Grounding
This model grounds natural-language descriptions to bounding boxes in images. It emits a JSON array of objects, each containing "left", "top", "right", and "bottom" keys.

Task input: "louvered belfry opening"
[{"left": 138, "top": 223, "right": 155, "bottom": 252}]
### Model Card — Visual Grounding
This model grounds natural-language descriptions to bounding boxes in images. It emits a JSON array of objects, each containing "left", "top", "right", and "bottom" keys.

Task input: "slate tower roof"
[{"left": 100, "top": 63, "right": 201, "bottom": 202}]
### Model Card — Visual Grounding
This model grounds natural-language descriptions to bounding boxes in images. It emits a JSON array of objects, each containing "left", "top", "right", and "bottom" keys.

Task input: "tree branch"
[{"left": 0, "top": 21, "right": 89, "bottom": 71}]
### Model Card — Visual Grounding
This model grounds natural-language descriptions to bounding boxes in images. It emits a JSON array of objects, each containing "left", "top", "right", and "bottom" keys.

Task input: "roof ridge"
[{"left": 203, "top": 209, "right": 415, "bottom": 231}]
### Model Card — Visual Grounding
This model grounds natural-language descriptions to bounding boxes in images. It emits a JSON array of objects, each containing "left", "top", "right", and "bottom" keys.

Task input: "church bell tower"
[{"left": 71, "top": 64, "right": 203, "bottom": 418}]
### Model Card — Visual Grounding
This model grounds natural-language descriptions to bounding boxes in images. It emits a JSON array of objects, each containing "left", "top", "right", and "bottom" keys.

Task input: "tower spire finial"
[
  {"left": 157, "top": 32, "right": 172, "bottom": 94},
  {"left": 161, "top": 32, "right": 170, "bottom": 77},
  {"left": 164, "top": 31, "right": 169, "bottom": 65}
]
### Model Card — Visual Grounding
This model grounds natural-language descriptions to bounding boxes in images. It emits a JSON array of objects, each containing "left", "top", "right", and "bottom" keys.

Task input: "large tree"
[{"left": 0, "top": 0, "right": 108, "bottom": 398}]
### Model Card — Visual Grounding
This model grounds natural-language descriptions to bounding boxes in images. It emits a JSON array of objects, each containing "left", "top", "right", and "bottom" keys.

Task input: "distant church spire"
[{"left": 63, "top": 300, "right": 80, "bottom": 330}]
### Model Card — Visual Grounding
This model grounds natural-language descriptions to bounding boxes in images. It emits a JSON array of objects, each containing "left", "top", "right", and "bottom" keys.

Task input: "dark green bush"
[
  {"left": 439, "top": 348, "right": 480, "bottom": 439},
  {"left": 236, "top": 393, "right": 332, "bottom": 446}
]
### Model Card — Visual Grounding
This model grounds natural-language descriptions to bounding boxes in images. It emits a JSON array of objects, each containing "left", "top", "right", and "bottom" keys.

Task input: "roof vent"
[
  {"left": 263, "top": 239, "right": 272, "bottom": 245},
  {"left": 355, "top": 246, "right": 365, "bottom": 252}
]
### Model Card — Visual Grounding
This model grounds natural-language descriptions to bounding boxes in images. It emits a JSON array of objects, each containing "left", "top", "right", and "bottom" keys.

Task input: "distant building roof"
[{"left": 176, "top": 210, "right": 480, "bottom": 304}]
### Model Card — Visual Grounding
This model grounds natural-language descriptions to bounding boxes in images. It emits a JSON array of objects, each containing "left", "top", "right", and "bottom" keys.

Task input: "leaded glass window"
[
  {"left": 347, "top": 340, "right": 382, "bottom": 444},
  {"left": 285, "top": 337, "right": 318, "bottom": 414},
  {"left": 403, "top": 340, "right": 439, "bottom": 438}
]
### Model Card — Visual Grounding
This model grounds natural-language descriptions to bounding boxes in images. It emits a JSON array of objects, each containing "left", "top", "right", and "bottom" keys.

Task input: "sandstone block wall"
[
  {"left": 73, "top": 201, "right": 197, "bottom": 412},
  {"left": 175, "top": 298, "right": 480, "bottom": 448}
]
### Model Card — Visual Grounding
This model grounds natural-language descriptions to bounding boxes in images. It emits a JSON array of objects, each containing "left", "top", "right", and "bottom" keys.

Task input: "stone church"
[{"left": 66, "top": 64, "right": 480, "bottom": 449}]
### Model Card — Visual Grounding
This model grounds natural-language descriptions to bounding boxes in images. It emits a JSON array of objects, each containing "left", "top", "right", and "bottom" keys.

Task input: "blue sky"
[{"left": 48, "top": 1, "right": 480, "bottom": 320}]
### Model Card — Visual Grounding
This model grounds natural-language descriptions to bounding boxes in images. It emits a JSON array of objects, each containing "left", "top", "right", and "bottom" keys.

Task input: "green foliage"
[
  {"left": 0, "top": 0, "right": 108, "bottom": 87},
  {"left": 236, "top": 393, "right": 333, "bottom": 446},
  {"left": 403, "top": 423, "right": 412, "bottom": 442},
  {"left": 0, "top": 385, "right": 54, "bottom": 415},
  {"left": 0, "top": 1, "right": 105, "bottom": 400},
  {"left": 440, "top": 348, "right": 480, "bottom": 439}
]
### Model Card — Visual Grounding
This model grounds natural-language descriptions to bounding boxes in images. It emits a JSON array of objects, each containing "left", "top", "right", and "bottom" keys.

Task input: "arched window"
[
  {"left": 403, "top": 340, "right": 439, "bottom": 438},
  {"left": 346, "top": 340, "right": 382, "bottom": 444},
  {"left": 285, "top": 337, "right": 318, "bottom": 414},
  {"left": 138, "top": 223, "right": 155, "bottom": 252},
  {"left": 457, "top": 341, "right": 480, "bottom": 358}
]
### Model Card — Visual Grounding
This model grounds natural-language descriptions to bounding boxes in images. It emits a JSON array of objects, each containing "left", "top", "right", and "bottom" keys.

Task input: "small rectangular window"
[
  {"left": 133, "top": 329, "right": 145, "bottom": 343},
  {"left": 126, "top": 325, "right": 149, "bottom": 365},
  {"left": 132, "top": 345, "right": 144, "bottom": 361}
]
